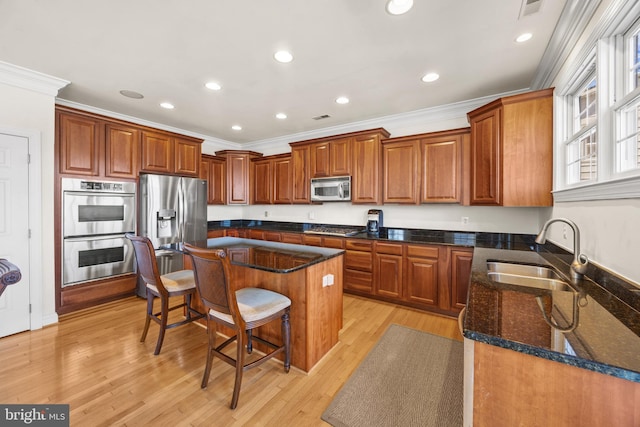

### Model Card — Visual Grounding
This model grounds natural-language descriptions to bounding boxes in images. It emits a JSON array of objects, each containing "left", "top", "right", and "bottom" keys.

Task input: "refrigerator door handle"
[{"left": 177, "top": 181, "right": 183, "bottom": 242}]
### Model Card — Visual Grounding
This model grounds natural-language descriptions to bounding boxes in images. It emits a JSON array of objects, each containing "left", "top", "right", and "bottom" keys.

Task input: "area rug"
[{"left": 321, "top": 324, "right": 463, "bottom": 427}]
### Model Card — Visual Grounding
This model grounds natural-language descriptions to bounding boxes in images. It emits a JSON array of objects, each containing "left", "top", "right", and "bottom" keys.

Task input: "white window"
[
  {"left": 554, "top": 3, "right": 640, "bottom": 202},
  {"left": 614, "top": 20, "right": 640, "bottom": 175},
  {"left": 565, "top": 60, "right": 597, "bottom": 185}
]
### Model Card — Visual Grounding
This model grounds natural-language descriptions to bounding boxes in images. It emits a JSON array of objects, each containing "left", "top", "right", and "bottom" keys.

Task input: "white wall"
[{"left": 0, "top": 82, "right": 59, "bottom": 325}]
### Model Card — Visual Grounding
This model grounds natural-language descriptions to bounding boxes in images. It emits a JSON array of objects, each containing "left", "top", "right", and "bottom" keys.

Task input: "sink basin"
[{"left": 486, "top": 261, "right": 574, "bottom": 292}]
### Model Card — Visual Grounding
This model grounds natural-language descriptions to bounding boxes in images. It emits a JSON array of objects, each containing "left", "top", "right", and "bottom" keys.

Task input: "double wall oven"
[{"left": 61, "top": 178, "right": 136, "bottom": 287}]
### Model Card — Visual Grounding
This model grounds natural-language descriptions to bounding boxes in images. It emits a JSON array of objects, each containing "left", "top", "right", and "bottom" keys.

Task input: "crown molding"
[
  {"left": 0, "top": 61, "right": 69, "bottom": 96},
  {"left": 531, "top": 0, "right": 602, "bottom": 90},
  {"left": 244, "top": 88, "right": 527, "bottom": 153}
]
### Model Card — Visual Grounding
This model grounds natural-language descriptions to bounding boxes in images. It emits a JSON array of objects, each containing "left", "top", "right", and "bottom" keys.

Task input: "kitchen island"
[{"left": 168, "top": 237, "right": 344, "bottom": 373}]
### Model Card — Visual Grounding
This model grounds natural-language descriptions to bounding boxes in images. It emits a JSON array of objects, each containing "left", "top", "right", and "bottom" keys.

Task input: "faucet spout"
[{"left": 535, "top": 218, "right": 589, "bottom": 280}]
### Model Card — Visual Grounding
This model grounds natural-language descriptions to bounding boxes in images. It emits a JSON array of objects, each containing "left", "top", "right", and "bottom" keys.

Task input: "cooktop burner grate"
[{"left": 303, "top": 226, "right": 366, "bottom": 237}]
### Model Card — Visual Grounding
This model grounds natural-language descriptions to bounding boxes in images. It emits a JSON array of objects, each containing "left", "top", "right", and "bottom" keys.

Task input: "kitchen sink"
[{"left": 486, "top": 261, "right": 574, "bottom": 292}]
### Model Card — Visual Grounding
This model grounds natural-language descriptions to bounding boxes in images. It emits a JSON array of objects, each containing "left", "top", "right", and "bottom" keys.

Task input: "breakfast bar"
[{"left": 169, "top": 237, "right": 345, "bottom": 373}]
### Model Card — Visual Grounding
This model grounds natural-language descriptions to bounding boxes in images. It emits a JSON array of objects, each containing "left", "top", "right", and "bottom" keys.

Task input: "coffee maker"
[{"left": 367, "top": 209, "right": 383, "bottom": 233}]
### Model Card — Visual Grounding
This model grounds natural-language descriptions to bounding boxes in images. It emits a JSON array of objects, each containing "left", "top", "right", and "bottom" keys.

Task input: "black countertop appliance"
[{"left": 367, "top": 209, "right": 383, "bottom": 233}]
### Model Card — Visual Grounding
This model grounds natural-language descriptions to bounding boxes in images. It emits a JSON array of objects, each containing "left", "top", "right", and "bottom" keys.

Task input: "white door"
[{"left": 0, "top": 132, "right": 31, "bottom": 337}]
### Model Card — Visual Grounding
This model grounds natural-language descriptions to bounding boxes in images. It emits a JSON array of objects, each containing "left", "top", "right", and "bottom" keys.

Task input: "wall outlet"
[
  {"left": 309, "top": 211, "right": 316, "bottom": 220},
  {"left": 264, "top": 210, "right": 269, "bottom": 218},
  {"left": 462, "top": 217, "right": 469, "bottom": 224},
  {"left": 322, "top": 274, "right": 334, "bottom": 287}
]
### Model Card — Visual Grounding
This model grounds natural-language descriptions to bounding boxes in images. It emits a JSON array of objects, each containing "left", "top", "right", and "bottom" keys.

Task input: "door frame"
[{"left": 1, "top": 125, "right": 45, "bottom": 330}]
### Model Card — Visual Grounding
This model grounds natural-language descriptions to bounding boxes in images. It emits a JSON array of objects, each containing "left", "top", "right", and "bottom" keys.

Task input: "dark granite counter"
[
  {"left": 207, "top": 220, "right": 640, "bottom": 383},
  {"left": 163, "top": 237, "right": 344, "bottom": 274}
]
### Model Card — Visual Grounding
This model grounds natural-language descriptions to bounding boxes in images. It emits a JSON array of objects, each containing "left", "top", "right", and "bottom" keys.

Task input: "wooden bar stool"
[
  {"left": 184, "top": 244, "right": 291, "bottom": 409},
  {"left": 126, "top": 234, "right": 205, "bottom": 355}
]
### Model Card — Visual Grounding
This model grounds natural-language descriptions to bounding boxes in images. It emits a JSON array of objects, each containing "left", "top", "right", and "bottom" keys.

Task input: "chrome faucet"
[{"left": 535, "top": 218, "right": 589, "bottom": 280}]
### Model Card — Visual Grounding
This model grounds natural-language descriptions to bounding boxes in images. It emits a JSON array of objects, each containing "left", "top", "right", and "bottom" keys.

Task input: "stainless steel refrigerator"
[{"left": 137, "top": 173, "right": 207, "bottom": 297}]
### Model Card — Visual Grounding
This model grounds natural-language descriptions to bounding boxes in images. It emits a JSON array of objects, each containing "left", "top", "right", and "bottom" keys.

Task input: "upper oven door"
[{"left": 63, "top": 192, "right": 136, "bottom": 237}]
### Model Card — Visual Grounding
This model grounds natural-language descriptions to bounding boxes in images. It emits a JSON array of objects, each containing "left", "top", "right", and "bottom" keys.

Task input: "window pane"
[
  {"left": 574, "top": 77, "right": 597, "bottom": 131},
  {"left": 630, "top": 29, "right": 640, "bottom": 91},
  {"left": 616, "top": 98, "right": 640, "bottom": 172},
  {"left": 566, "top": 128, "right": 597, "bottom": 184}
]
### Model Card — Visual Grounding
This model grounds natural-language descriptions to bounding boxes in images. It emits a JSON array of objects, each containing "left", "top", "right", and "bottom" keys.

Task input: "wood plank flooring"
[{"left": 0, "top": 295, "right": 461, "bottom": 426}]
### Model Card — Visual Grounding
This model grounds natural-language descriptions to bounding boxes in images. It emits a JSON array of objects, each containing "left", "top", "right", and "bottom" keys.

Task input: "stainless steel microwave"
[{"left": 310, "top": 176, "right": 351, "bottom": 202}]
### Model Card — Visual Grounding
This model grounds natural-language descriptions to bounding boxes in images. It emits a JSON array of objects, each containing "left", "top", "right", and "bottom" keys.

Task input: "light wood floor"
[{"left": 0, "top": 295, "right": 461, "bottom": 426}]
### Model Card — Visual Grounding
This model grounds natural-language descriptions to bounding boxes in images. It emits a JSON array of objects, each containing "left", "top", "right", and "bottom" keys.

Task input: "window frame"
[{"left": 553, "top": 2, "right": 640, "bottom": 202}]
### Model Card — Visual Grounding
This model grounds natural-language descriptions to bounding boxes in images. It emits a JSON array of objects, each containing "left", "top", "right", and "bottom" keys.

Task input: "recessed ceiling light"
[
  {"left": 386, "top": 0, "right": 413, "bottom": 15},
  {"left": 232, "top": 125, "right": 242, "bottom": 131},
  {"left": 276, "top": 113, "right": 287, "bottom": 119},
  {"left": 336, "top": 96, "right": 350, "bottom": 104},
  {"left": 421, "top": 72, "right": 440, "bottom": 83},
  {"left": 205, "top": 81, "right": 222, "bottom": 91},
  {"left": 516, "top": 33, "right": 533, "bottom": 43},
  {"left": 160, "top": 102, "right": 175, "bottom": 109},
  {"left": 274, "top": 50, "right": 293, "bottom": 63},
  {"left": 119, "top": 90, "right": 144, "bottom": 99}
]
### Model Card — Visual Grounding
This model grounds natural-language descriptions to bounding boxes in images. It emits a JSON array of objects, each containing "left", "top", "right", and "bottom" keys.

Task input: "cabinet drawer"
[
  {"left": 345, "top": 240, "right": 373, "bottom": 251},
  {"left": 406, "top": 244, "right": 439, "bottom": 259},
  {"left": 345, "top": 250, "right": 373, "bottom": 271},
  {"left": 323, "top": 237, "right": 345, "bottom": 249},
  {"left": 302, "top": 235, "right": 323, "bottom": 247},
  {"left": 375, "top": 242, "right": 403, "bottom": 255},
  {"left": 281, "top": 233, "right": 303, "bottom": 244},
  {"left": 264, "top": 231, "right": 282, "bottom": 242},
  {"left": 344, "top": 269, "right": 373, "bottom": 292}
]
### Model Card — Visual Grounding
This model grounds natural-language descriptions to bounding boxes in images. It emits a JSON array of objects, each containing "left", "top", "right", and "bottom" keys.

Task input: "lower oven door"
[{"left": 63, "top": 234, "right": 134, "bottom": 287}]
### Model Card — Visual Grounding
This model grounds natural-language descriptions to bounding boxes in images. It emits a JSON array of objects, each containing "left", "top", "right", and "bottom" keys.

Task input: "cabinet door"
[
  {"left": 376, "top": 253, "right": 403, "bottom": 298},
  {"left": 310, "top": 142, "right": 330, "bottom": 178},
  {"left": 252, "top": 159, "right": 272, "bottom": 204},
  {"left": 383, "top": 140, "right": 419, "bottom": 204},
  {"left": 58, "top": 112, "right": 102, "bottom": 176},
  {"left": 226, "top": 153, "right": 250, "bottom": 204},
  {"left": 273, "top": 156, "right": 292, "bottom": 204},
  {"left": 105, "top": 124, "right": 139, "bottom": 179},
  {"left": 291, "top": 145, "right": 310, "bottom": 203},
  {"left": 421, "top": 134, "right": 462, "bottom": 203},
  {"left": 209, "top": 158, "right": 226, "bottom": 205},
  {"left": 140, "top": 131, "right": 172, "bottom": 174},
  {"left": 352, "top": 135, "right": 382, "bottom": 204},
  {"left": 469, "top": 107, "right": 501, "bottom": 205},
  {"left": 174, "top": 137, "right": 201, "bottom": 176},
  {"left": 450, "top": 248, "right": 473, "bottom": 310},
  {"left": 405, "top": 256, "right": 439, "bottom": 306},
  {"left": 330, "top": 137, "right": 351, "bottom": 176}
]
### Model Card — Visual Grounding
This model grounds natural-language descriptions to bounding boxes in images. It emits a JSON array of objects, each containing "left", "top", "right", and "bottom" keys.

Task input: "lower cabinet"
[{"left": 217, "top": 228, "right": 472, "bottom": 317}]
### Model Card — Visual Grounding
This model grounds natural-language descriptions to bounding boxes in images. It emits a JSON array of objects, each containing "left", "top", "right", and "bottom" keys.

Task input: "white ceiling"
[{"left": 0, "top": 0, "right": 567, "bottom": 144}]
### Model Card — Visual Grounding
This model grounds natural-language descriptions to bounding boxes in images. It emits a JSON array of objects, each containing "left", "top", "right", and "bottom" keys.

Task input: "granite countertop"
[
  {"left": 164, "top": 236, "right": 344, "bottom": 274},
  {"left": 208, "top": 220, "right": 640, "bottom": 382}
]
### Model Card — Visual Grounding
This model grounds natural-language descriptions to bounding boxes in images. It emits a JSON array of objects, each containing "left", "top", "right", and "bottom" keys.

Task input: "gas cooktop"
[{"left": 303, "top": 225, "right": 366, "bottom": 237}]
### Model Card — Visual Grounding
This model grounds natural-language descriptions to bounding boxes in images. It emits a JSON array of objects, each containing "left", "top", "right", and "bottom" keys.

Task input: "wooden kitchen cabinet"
[
  {"left": 291, "top": 145, "right": 311, "bottom": 203},
  {"left": 216, "top": 150, "right": 262, "bottom": 205},
  {"left": 382, "top": 139, "right": 420, "bottom": 204},
  {"left": 352, "top": 130, "right": 389, "bottom": 204},
  {"left": 140, "top": 130, "right": 173, "bottom": 174},
  {"left": 374, "top": 242, "right": 403, "bottom": 299},
  {"left": 289, "top": 128, "right": 389, "bottom": 204},
  {"left": 404, "top": 244, "right": 440, "bottom": 307},
  {"left": 382, "top": 127, "right": 468, "bottom": 204},
  {"left": 174, "top": 137, "right": 201, "bottom": 176},
  {"left": 344, "top": 239, "right": 374, "bottom": 294},
  {"left": 420, "top": 128, "right": 468, "bottom": 203},
  {"left": 450, "top": 247, "right": 474, "bottom": 310},
  {"left": 57, "top": 110, "right": 103, "bottom": 176},
  {"left": 105, "top": 123, "right": 139, "bottom": 179},
  {"left": 141, "top": 131, "right": 202, "bottom": 176},
  {"left": 467, "top": 88, "right": 553, "bottom": 206},
  {"left": 200, "top": 154, "right": 226, "bottom": 204},
  {"left": 251, "top": 154, "right": 292, "bottom": 204}
]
